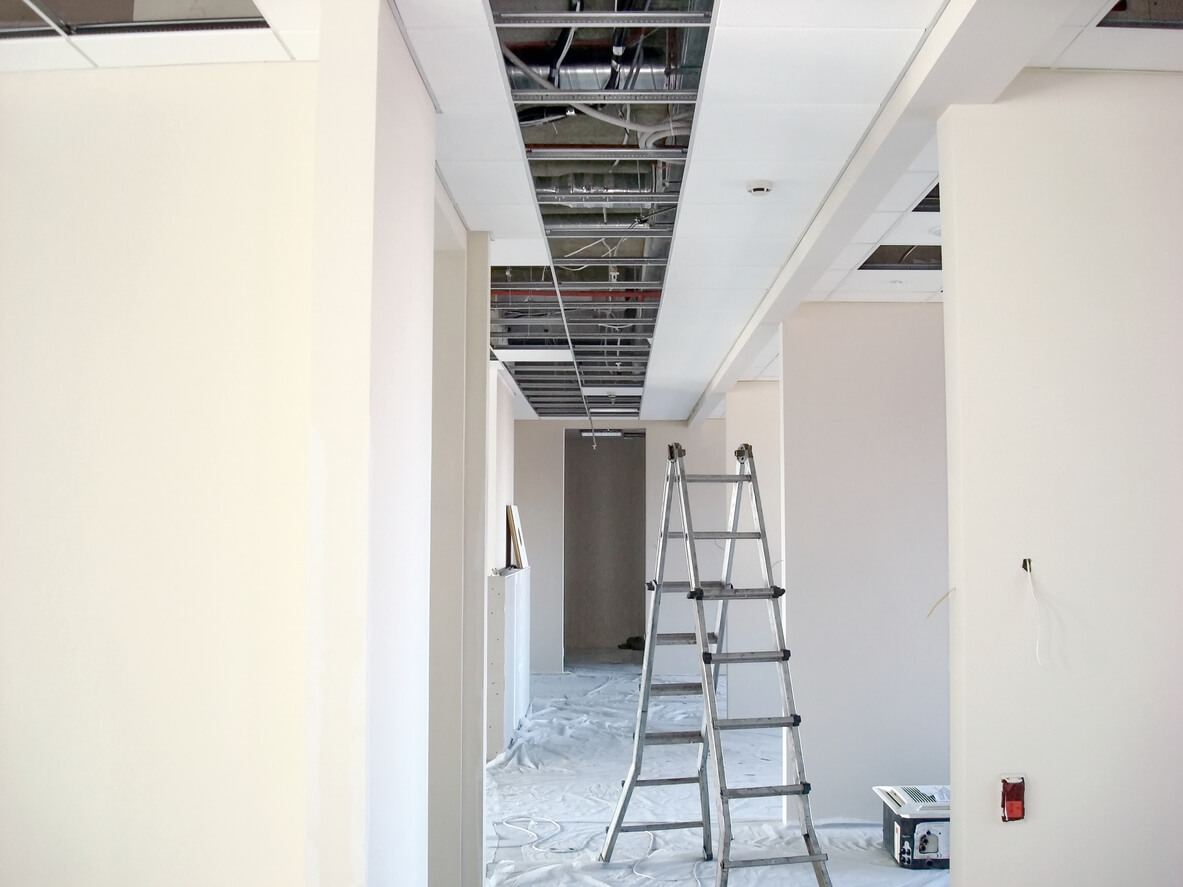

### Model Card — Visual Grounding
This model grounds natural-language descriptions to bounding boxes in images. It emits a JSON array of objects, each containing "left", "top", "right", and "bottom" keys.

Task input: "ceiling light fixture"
[{"left": 746, "top": 179, "right": 774, "bottom": 195}]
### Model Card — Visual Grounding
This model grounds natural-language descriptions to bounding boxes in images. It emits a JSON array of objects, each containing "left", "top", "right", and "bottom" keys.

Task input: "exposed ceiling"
[{"left": 4, "top": 0, "right": 1182, "bottom": 422}]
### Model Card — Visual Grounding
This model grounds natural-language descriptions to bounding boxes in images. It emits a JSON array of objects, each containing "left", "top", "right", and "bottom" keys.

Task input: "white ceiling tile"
[
  {"left": 908, "top": 136, "right": 940, "bottom": 173},
  {"left": 689, "top": 102, "right": 878, "bottom": 162},
  {"left": 460, "top": 203, "right": 541, "bottom": 238},
  {"left": 436, "top": 106, "right": 524, "bottom": 162},
  {"left": 73, "top": 30, "right": 287, "bottom": 67},
  {"left": 700, "top": 28, "right": 923, "bottom": 105},
  {"left": 835, "top": 269, "right": 944, "bottom": 293},
  {"left": 803, "top": 292, "right": 830, "bottom": 302},
  {"left": 679, "top": 159, "right": 843, "bottom": 206},
  {"left": 1066, "top": 0, "right": 1117, "bottom": 27},
  {"left": 811, "top": 268, "right": 851, "bottom": 293},
  {"left": 882, "top": 211, "right": 943, "bottom": 245},
  {"left": 674, "top": 201, "right": 811, "bottom": 243},
  {"left": 406, "top": 27, "right": 507, "bottom": 106},
  {"left": 663, "top": 263, "right": 780, "bottom": 292},
  {"left": 437, "top": 160, "right": 534, "bottom": 205},
  {"left": 852, "top": 211, "right": 900, "bottom": 244},
  {"left": 827, "top": 291, "right": 934, "bottom": 303},
  {"left": 396, "top": 0, "right": 491, "bottom": 30},
  {"left": 876, "top": 171, "right": 939, "bottom": 212},
  {"left": 489, "top": 238, "right": 549, "bottom": 266},
  {"left": 714, "top": 0, "right": 944, "bottom": 30},
  {"left": 831, "top": 242, "right": 876, "bottom": 270},
  {"left": 670, "top": 235, "right": 797, "bottom": 267},
  {"left": 1053, "top": 28, "right": 1183, "bottom": 72},
  {"left": 0, "top": 37, "right": 91, "bottom": 72}
]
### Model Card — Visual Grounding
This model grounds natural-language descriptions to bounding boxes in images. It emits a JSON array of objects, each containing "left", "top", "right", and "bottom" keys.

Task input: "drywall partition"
[
  {"left": 781, "top": 303, "right": 950, "bottom": 821},
  {"left": 941, "top": 70, "right": 1183, "bottom": 886},
  {"left": 0, "top": 64, "right": 315, "bottom": 886},
  {"left": 722, "top": 381, "right": 784, "bottom": 720},
  {"left": 488, "top": 367, "right": 517, "bottom": 571},
  {"left": 429, "top": 242, "right": 467, "bottom": 887},
  {"left": 514, "top": 419, "right": 725, "bottom": 674}
]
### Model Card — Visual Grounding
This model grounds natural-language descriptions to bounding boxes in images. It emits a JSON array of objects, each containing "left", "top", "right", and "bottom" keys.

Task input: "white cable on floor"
[{"left": 630, "top": 832, "right": 706, "bottom": 886}]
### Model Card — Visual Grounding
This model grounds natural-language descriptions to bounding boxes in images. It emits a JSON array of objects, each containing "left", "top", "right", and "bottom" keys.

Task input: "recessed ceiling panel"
[
  {"left": 689, "top": 102, "right": 878, "bottom": 161},
  {"left": 700, "top": 28, "right": 923, "bottom": 105},
  {"left": 714, "top": 0, "right": 945, "bottom": 30},
  {"left": 678, "top": 159, "right": 843, "bottom": 206},
  {"left": 75, "top": 27, "right": 286, "bottom": 66},
  {"left": 835, "top": 269, "right": 943, "bottom": 294}
]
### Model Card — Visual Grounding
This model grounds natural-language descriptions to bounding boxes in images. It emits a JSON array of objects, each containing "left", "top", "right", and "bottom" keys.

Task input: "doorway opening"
[{"left": 563, "top": 429, "right": 646, "bottom": 666}]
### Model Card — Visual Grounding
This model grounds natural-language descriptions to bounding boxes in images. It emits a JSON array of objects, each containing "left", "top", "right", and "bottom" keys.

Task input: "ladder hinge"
[{"left": 702, "top": 651, "right": 713, "bottom": 665}]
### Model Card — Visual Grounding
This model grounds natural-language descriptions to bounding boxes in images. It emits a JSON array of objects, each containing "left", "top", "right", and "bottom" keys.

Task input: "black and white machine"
[{"left": 872, "top": 785, "right": 950, "bottom": 869}]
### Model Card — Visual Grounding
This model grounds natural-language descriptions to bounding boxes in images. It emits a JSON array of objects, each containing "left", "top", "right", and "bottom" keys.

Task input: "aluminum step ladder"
[
  {"left": 602, "top": 443, "right": 832, "bottom": 887},
  {"left": 600, "top": 444, "right": 717, "bottom": 865}
]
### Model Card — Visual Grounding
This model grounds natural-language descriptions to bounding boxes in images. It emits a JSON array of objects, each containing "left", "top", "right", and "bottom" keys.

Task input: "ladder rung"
[
  {"left": 684, "top": 473, "right": 749, "bottom": 483},
  {"left": 618, "top": 820, "right": 704, "bottom": 833},
  {"left": 643, "top": 730, "right": 703, "bottom": 745},
  {"left": 635, "top": 775, "right": 701, "bottom": 788},
  {"left": 721, "top": 782, "right": 811, "bottom": 800},
  {"left": 650, "top": 682, "right": 703, "bottom": 696},
  {"left": 723, "top": 852, "right": 828, "bottom": 870},
  {"left": 653, "top": 580, "right": 725, "bottom": 592},
  {"left": 692, "top": 585, "right": 784, "bottom": 601},
  {"left": 668, "top": 531, "right": 762, "bottom": 540},
  {"left": 716, "top": 715, "right": 801, "bottom": 730},
  {"left": 654, "top": 631, "right": 717, "bottom": 646},
  {"left": 705, "top": 649, "right": 791, "bottom": 664}
]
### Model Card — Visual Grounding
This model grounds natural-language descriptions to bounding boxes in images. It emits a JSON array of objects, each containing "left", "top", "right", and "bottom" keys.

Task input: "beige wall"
[
  {"left": 0, "top": 63, "right": 316, "bottom": 887},
  {"left": 942, "top": 69, "right": 1183, "bottom": 885},
  {"left": 781, "top": 302, "right": 950, "bottom": 821}
]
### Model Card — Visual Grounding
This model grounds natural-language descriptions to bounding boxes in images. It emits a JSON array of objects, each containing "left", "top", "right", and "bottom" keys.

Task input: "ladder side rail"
[
  {"left": 601, "top": 454, "right": 679, "bottom": 863},
  {"left": 746, "top": 445, "right": 833, "bottom": 887}
]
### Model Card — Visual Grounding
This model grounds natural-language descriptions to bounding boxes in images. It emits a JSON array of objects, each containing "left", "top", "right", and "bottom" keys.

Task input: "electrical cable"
[
  {"left": 1022, "top": 559, "right": 1047, "bottom": 669},
  {"left": 502, "top": 44, "right": 689, "bottom": 136},
  {"left": 544, "top": 259, "right": 598, "bottom": 445}
]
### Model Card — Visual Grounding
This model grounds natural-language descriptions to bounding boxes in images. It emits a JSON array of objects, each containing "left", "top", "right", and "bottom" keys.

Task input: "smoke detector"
[{"left": 746, "top": 179, "right": 774, "bottom": 195}]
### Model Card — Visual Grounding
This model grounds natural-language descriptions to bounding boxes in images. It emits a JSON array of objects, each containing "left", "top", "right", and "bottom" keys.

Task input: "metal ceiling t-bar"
[
  {"left": 536, "top": 192, "right": 680, "bottom": 206},
  {"left": 545, "top": 223, "right": 675, "bottom": 237},
  {"left": 512, "top": 89, "right": 697, "bottom": 105},
  {"left": 526, "top": 147, "right": 688, "bottom": 162},
  {"left": 494, "top": 11, "right": 711, "bottom": 28}
]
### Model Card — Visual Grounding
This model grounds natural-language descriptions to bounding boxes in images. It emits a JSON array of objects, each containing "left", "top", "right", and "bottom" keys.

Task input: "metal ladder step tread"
[
  {"left": 654, "top": 631, "right": 717, "bottom": 646},
  {"left": 716, "top": 715, "right": 801, "bottom": 730},
  {"left": 684, "top": 473, "right": 749, "bottom": 483},
  {"left": 618, "top": 820, "right": 704, "bottom": 833},
  {"left": 668, "top": 530, "right": 762, "bottom": 540},
  {"left": 650, "top": 682, "right": 703, "bottom": 696},
  {"left": 721, "top": 783, "right": 811, "bottom": 800},
  {"left": 723, "top": 852, "right": 828, "bottom": 870},
  {"left": 635, "top": 776, "right": 701, "bottom": 788},
  {"left": 692, "top": 586, "right": 784, "bottom": 601},
  {"left": 653, "top": 580, "right": 726, "bottom": 592},
  {"left": 643, "top": 730, "right": 703, "bottom": 745},
  {"left": 705, "top": 649, "right": 791, "bottom": 664}
]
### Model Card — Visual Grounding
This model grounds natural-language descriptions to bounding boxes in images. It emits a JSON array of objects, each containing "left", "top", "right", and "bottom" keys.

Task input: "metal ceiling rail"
[
  {"left": 525, "top": 146, "right": 688, "bottom": 162},
  {"left": 494, "top": 11, "right": 711, "bottom": 28},
  {"left": 536, "top": 192, "right": 681, "bottom": 206},
  {"left": 512, "top": 89, "right": 697, "bottom": 105},
  {"left": 492, "top": 282, "right": 664, "bottom": 292},
  {"left": 550, "top": 256, "right": 667, "bottom": 267},
  {"left": 545, "top": 224, "right": 674, "bottom": 237}
]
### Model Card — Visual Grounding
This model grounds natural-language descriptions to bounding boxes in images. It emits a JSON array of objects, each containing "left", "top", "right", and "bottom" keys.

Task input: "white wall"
[
  {"left": 782, "top": 302, "right": 950, "bottom": 821},
  {"left": 941, "top": 69, "right": 1183, "bottom": 886},
  {"left": 0, "top": 64, "right": 315, "bottom": 887},
  {"left": 514, "top": 419, "right": 725, "bottom": 674},
  {"left": 722, "top": 380, "right": 784, "bottom": 720}
]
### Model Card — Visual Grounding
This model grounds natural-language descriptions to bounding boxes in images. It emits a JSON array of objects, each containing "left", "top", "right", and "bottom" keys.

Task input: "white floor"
[{"left": 485, "top": 664, "right": 950, "bottom": 886}]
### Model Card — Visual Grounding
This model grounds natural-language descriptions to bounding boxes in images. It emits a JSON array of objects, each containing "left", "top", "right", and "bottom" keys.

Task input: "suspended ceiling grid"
[{"left": 488, "top": 1, "right": 712, "bottom": 419}]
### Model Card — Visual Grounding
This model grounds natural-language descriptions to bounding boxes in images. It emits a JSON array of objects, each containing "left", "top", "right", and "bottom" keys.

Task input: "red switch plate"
[{"left": 1002, "top": 776, "right": 1025, "bottom": 822}]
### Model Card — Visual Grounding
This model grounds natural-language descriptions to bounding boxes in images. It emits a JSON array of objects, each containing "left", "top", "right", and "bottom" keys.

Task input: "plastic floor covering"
[{"left": 485, "top": 665, "right": 950, "bottom": 886}]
